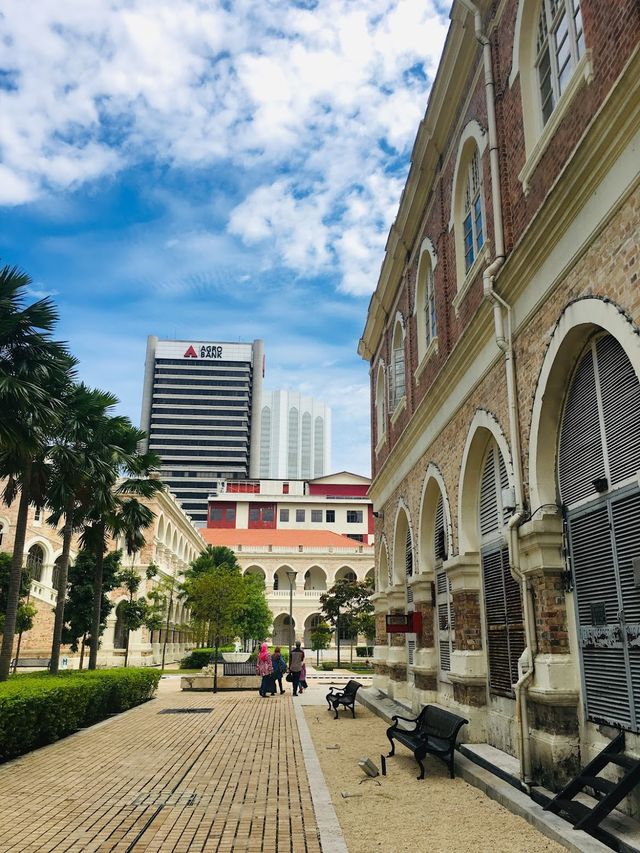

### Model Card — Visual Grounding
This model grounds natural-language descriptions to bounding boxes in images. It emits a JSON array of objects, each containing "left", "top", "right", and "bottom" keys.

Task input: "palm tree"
[
  {"left": 46, "top": 383, "right": 119, "bottom": 674},
  {"left": 0, "top": 264, "right": 76, "bottom": 681},
  {"left": 81, "top": 418, "right": 163, "bottom": 670}
]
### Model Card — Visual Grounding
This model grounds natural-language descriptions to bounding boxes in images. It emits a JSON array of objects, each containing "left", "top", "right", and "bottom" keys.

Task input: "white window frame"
[
  {"left": 390, "top": 317, "right": 406, "bottom": 413},
  {"left": 414, "top": 238, "right": 439, "bottom": 377},
  {"left": 536, "top": 0, "right": 585, "bottom": 127},
  {"left": 462, "top": 148, "right": 485, "bottom": 274}
]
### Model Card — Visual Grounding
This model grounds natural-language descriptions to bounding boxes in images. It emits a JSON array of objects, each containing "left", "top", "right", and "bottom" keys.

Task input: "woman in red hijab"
[{"left": 256, "top": 642, "right": 274, "bottom": 697}]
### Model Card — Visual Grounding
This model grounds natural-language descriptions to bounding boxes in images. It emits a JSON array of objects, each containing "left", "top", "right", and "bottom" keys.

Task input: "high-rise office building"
[
  {"left": 140, "top": 337, "right": 264, "bottom": 526},
  {"left": 259, "top": 390, "right": 331, "bottom": 479}
]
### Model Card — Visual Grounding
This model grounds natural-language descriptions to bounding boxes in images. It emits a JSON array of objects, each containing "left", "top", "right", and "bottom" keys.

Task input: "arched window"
[
  {"left": 313, "top": 416, "right": 324, "bottom": 477},
  {"left": 259, "top": 405, "right": 271, "bottom": 477},
  {"left": 536, "top": 0, "right": 585, "bottom": 126},
  {"left": 26, "top": 544, "right": 44, "bottom": 582},
  {"left": 52, "top": 556, "right": 64, "bottom": 591},
  {"left": 113, "top": 601, "right": 127, "bottom": 649},
  {"left": 415, "top": 240, "right": 438, "bottom": 367},
  {"left": 301, "top": 412, "right": 312, "bottom": 479},
  {"left": 463, "top": 147, "right": 484, "bottom": 273},
  {"left": 390, "top": 319, "right": 406, "bottom": 411},
  {"left": 287, "top": 407, "right": 299, "bottom": 479},
  {"left": 375, "top": 362, "right": 386, "bottom": 444}
]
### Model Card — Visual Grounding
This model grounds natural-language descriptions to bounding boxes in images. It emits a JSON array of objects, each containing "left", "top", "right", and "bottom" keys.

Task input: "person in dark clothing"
[
  {"left": 271, "top": 646, "right": 287, "bottom": 695},
  {"left": 288, "top": 640, "right": 304, "bottom": 696}
]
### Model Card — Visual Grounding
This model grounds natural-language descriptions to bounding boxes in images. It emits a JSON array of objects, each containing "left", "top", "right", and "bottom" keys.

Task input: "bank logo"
[{"left": 183, "top": 345, "right": 198, "bottom": 358}]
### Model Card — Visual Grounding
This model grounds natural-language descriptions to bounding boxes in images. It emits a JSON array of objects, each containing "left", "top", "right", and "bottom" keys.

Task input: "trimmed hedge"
[
  {"left": 180, "top": 648, "right": 216, "bottom": 669},
  {"left": 0, "top": 668, "right": 160, "bottom": 761},
  {"left": 356, "top": 646, "right": 374, "bottom": 657}
]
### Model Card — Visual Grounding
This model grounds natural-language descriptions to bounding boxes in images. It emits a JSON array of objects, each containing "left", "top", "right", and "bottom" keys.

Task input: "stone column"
[
  {"left": 519, "top": 514, "right": 580, "bottom": 787},
  {"left": 386, "top": 585, "right": 407, "bottom": 696},
  {"left": 446, "top": 553, "right": 487, "bottom": 738},
  {"left": 409, "top": 574, "right": 437, "bottom": 702},
  {"left": 371, "top": 591, "right": 390, "bottom": 693}
]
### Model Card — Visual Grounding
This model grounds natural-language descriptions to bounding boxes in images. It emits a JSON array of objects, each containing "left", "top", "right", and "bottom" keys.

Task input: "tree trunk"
[
  {"left": 213, "top": 634, "right": 220, "bottom": 694},
  {"left": 50, "top": 494, "right": 75, "bottom": 675},
  {"left": 79, "top": 633, "right": 86, "bottom": 670},
  {"left": 0, "top": 463, "right": 32, "bottom": 681},
  {"left": 161, "top": 584, "right": 174, "bottom": 673},
  {"left": 124, "top": 628, "right": 130, "bottom": 668},
  {"left": 88, "top": 523, "right": 106, "bottom": 670}
]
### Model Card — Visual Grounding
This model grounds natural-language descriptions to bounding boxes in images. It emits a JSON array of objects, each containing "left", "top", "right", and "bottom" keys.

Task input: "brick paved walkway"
[{"left": 0, "top": 679, "right": 322, "bottom": 853}]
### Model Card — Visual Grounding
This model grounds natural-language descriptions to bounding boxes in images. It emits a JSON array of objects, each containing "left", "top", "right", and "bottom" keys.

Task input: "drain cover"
[
  {"left": 131, "top": 791, "right": 198, "bottom": 807},
  {"left": 159, "top": 708, "right": 213, "bottom": 714}
]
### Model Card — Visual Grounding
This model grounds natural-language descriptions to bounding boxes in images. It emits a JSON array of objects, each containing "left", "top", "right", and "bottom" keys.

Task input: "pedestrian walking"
[
  {"left": 298, "top": 660, "right": 308, "bottom": 693},
  {"left": 256, "top": 642, "right": 274, "bottom": 697},
  {"left": 271, "top": 646, "right": 287, "bottom": 695},
  {"left": 288, "top": 640, "right": 305, "bottom": 696}
]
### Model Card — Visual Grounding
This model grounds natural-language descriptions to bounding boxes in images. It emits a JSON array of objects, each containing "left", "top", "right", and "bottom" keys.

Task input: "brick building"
[
  {"left": 0, "top": 482, "right": 204, "bottom": 667},
  {"left": 359, "top": 0, "right": 640, "bottom": 806}
]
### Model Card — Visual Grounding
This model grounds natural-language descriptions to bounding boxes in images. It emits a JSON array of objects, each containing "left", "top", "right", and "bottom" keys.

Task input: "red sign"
[
  {"left": 183, "top": 345, "right": 198, "bottom": 358},
  {"left": 386, "top": 612, "right": 422, "bottom": 634}
]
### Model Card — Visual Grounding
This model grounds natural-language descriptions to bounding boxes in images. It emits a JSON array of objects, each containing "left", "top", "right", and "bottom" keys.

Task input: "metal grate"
[
  {"left": 131, "top": 791, "right": 199, "bottom": 807},
  {"left": 159, "top": 708, "right": 213, "bottom": 715}
]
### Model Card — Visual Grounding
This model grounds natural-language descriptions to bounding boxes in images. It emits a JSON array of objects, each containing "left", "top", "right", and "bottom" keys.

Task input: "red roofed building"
[{"left": 204, "top": 473, "right": 374, "bottom": 649}]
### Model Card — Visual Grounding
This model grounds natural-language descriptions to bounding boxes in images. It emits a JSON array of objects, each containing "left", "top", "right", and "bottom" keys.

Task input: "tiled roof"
[{"left": 199, "top": 528, "right": 369, "bottom": 549}]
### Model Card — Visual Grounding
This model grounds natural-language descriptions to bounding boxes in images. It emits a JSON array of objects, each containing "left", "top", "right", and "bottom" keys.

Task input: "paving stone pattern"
[{"left": 0, "top": 683, "right": 321, "bottom": 852}]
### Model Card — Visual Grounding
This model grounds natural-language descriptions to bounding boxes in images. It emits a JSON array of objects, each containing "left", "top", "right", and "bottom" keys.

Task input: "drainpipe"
[{"left": 459, "top": 0, "right": 535, "bottom": 787}]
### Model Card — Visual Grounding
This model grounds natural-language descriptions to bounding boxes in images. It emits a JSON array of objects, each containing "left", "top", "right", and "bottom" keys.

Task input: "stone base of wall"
[
  {"left": 181, "top": 675, "right": 261, "bottom": 691},
  {"left": 413, "top": 671, "right": 437, "bottom": 691},
  {"left": 452, "top": 681, "right": 486, "bottom": 708}
]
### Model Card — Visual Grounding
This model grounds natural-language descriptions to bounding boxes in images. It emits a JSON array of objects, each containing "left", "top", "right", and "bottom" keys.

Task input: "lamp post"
[{"left": 286, "top": 570, "right": 297, "bottom": 658}]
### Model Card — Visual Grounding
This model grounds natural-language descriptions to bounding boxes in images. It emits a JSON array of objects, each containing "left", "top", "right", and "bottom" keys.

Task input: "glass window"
[
  {"left": 280, "top": 508, "right": 289, "bottom": 522},
  {"left": 326, "top": 510, "right": 335, "bottom": 523},
  {"left": 536, "top": 0, "right": 585, "bottom": 126},
  {"left": 463, "top": 148, "right": 483, "bottom": 273},
  {"left": 210, "top": 507, "right": 223, "bottom": 521},
  {"left": 263, "top": 507, "right": 274, "bottom": 522},
  {"left": 225, "top": 508, "right": 235, "bottom": 521},
  {"left": 249, "top": 508, "right": 259, "bottom": 521},
  {"left": 296, "top": 509, "right": 305, "bottom": 522},
  {"left": 423, "top": 260, "right": 436, "bottom": 348},
  {"left": 347, "top": 510, "right": 363, "bottom": 524},
  {"left": 311, "top": 510, "right": 322, "bottom": 523}
]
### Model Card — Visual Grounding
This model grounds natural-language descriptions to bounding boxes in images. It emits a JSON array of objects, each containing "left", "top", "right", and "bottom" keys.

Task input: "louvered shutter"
[
  {"left": 597, "top": 335, "right": 640, "bottom": 487},
  {"left": 435, "top": 495, "right": 453, "bottom": 673},
  {"left": 610, "top": 491, "right": 640, "bottom": 730},
  {"left": 407, "top": 638, "right": 416, "bottom": 666},
  {"left": 480, "top": 445, "right": 500, "bottom": 538},
  {"left": 405, "top": 528, "right": 414, "bottom": 604},
  {"left": 568, "top": 502, "right": 632, "bottom": 728},
  {"left": 482, "top": 545, "right": 524, "bottom": 695}
]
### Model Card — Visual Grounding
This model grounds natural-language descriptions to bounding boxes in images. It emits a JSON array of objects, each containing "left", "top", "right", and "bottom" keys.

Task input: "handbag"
[{"left": 285, "top": 672, "right": 293, "bottom": 682}]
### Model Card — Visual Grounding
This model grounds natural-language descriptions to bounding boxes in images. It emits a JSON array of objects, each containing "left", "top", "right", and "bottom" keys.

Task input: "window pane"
[
  {"left": 538, "top": 48, "right": 555, "bottom": 124},
  {"left": 280, "top": 508, "right": 289, "bottom": 522},
  {"left": 311, "top": 510, "right": 322, "bottom": 522},
  {"left": 474, "top": 196, "right": 484, "bottom": 250},
  {"left": 326, "top": 510, "right": 335, "bottom": 523},
  {"left": 296, "top": 509, "right": 305, "bottom": 522}
]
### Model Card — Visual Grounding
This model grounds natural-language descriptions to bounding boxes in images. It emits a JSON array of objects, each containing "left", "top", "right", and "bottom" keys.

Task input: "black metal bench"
[
  {"left": 326, "top": 680, "right": 362, "bottom": 719},
  {"left": 11, "top": 657, "right": 51, "bottom": 669},
  {"left": 386, "top": 705, "right": 468, "bottom": 780}
]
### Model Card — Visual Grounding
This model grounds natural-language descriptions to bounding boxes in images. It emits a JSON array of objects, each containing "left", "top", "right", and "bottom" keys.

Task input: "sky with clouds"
[{"left": 0, "top": 0, "right": 449, "bottom": 477}]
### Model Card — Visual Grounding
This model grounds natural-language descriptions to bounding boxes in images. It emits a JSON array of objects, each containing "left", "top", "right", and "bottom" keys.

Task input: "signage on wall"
[{"left": 183, "top": 344, "right": 224, "bottom": 359}]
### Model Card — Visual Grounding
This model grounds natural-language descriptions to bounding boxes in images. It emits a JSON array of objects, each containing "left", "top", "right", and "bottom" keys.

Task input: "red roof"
[{"left": 200, "top": 528, "right": 369, "bottom": 549}]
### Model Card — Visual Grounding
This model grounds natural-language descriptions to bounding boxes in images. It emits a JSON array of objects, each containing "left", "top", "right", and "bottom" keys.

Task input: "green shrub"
[
  {"left": 355, "top": 646, "right": 374, "bottom": 657},
  {"left": 0, "top": 668, "right": 160, "bottom": 761},
  {"left": 180, "top": 648, "right": 215, "bottom": 669},
  {"left": 320, "top": 662, "right": 335, "bottom": 671}
]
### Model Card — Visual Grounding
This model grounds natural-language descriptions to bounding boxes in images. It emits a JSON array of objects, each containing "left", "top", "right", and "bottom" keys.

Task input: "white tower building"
[{"left": 259, "top": 391, "right": 331, "bottom": 480}]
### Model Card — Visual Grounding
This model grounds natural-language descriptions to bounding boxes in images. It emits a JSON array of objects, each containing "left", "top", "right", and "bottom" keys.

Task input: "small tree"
[
  {"left": 117, "top": 567, "right": 145, "bottom": 667},
  {"left": 62, "top": 549, "right": 122, "bottom": 668},
  {"left": 310, "top": 620, "right": 332, "bottom": 666},
  {"left": 145, "top": 564, "right": 182, "bottom": 671},
  {"left": 238, "top": 573, "right": 272, "bottom": 649},
  {"left": 183, "top": 563, "right": 246, "bottom": 692},
  {"left": 320, "top": 579, "right": 374, "bottom": 667}
]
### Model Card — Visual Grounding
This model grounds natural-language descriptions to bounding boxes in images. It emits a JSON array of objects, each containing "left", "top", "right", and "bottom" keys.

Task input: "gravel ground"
[{"left": 303, "top": 705, "right": 566, "bottom": 853}]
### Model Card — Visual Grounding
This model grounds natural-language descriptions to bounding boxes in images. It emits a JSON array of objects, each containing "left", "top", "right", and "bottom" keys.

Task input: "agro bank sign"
[{"left": 155, "top": 340, "right": 254, "bottom": 363}]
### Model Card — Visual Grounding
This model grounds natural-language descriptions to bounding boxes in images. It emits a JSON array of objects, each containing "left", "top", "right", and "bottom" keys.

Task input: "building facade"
[
  {"left": 207, "top": 472, "right": 373, "bottom": 544},
  {"left": 205, "top": 472, "right": 374, "bottom": 648},
  {"left": 359, "top": 0, "right": 640, "bottom": 805},
  {"left": 140, "top": 336, "right": 264, "bottom": 526},
  {"left": 259, "top": 390, "right": 331, "bottom": 479},
  {"left": 201, "top": 527, "right": 374, "bottom": 650},
  {"left": 0, "top": 481, "right": 204, "bottom": 667}
]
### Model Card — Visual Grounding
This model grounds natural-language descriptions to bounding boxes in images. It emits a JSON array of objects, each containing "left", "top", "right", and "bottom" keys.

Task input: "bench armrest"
[{"left": 391, "top": 714, "right": 418, "bottom": 724}]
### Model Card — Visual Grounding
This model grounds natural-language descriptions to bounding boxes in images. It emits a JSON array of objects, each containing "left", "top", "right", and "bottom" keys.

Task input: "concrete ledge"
[
  {"left": 293, "top": 700, "right": 348, "bottom": 853},
  {"left": 180, "top": 675, "right": 260, "bottom": 691}
]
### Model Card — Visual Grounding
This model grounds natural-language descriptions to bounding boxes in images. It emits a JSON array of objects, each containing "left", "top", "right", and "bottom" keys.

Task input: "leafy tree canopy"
[
  {"left": 319, "top": 578, "right": 374, "bottom": 628},
  {"left": 62, "top": 549, "right": 122, "bottom": 651},
  {"left": 238, "top": 573, "right": 272, "bottom": 644}
]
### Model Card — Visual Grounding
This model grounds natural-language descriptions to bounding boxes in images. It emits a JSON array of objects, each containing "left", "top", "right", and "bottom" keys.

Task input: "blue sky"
[{"left": 0, "top": 0, "right": 449, "bottom": 477}]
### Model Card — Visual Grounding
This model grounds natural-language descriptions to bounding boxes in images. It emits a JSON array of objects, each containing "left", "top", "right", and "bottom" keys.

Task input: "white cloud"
[{"left": 0, "top": 0, "right": 448, "bottom": 295}]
